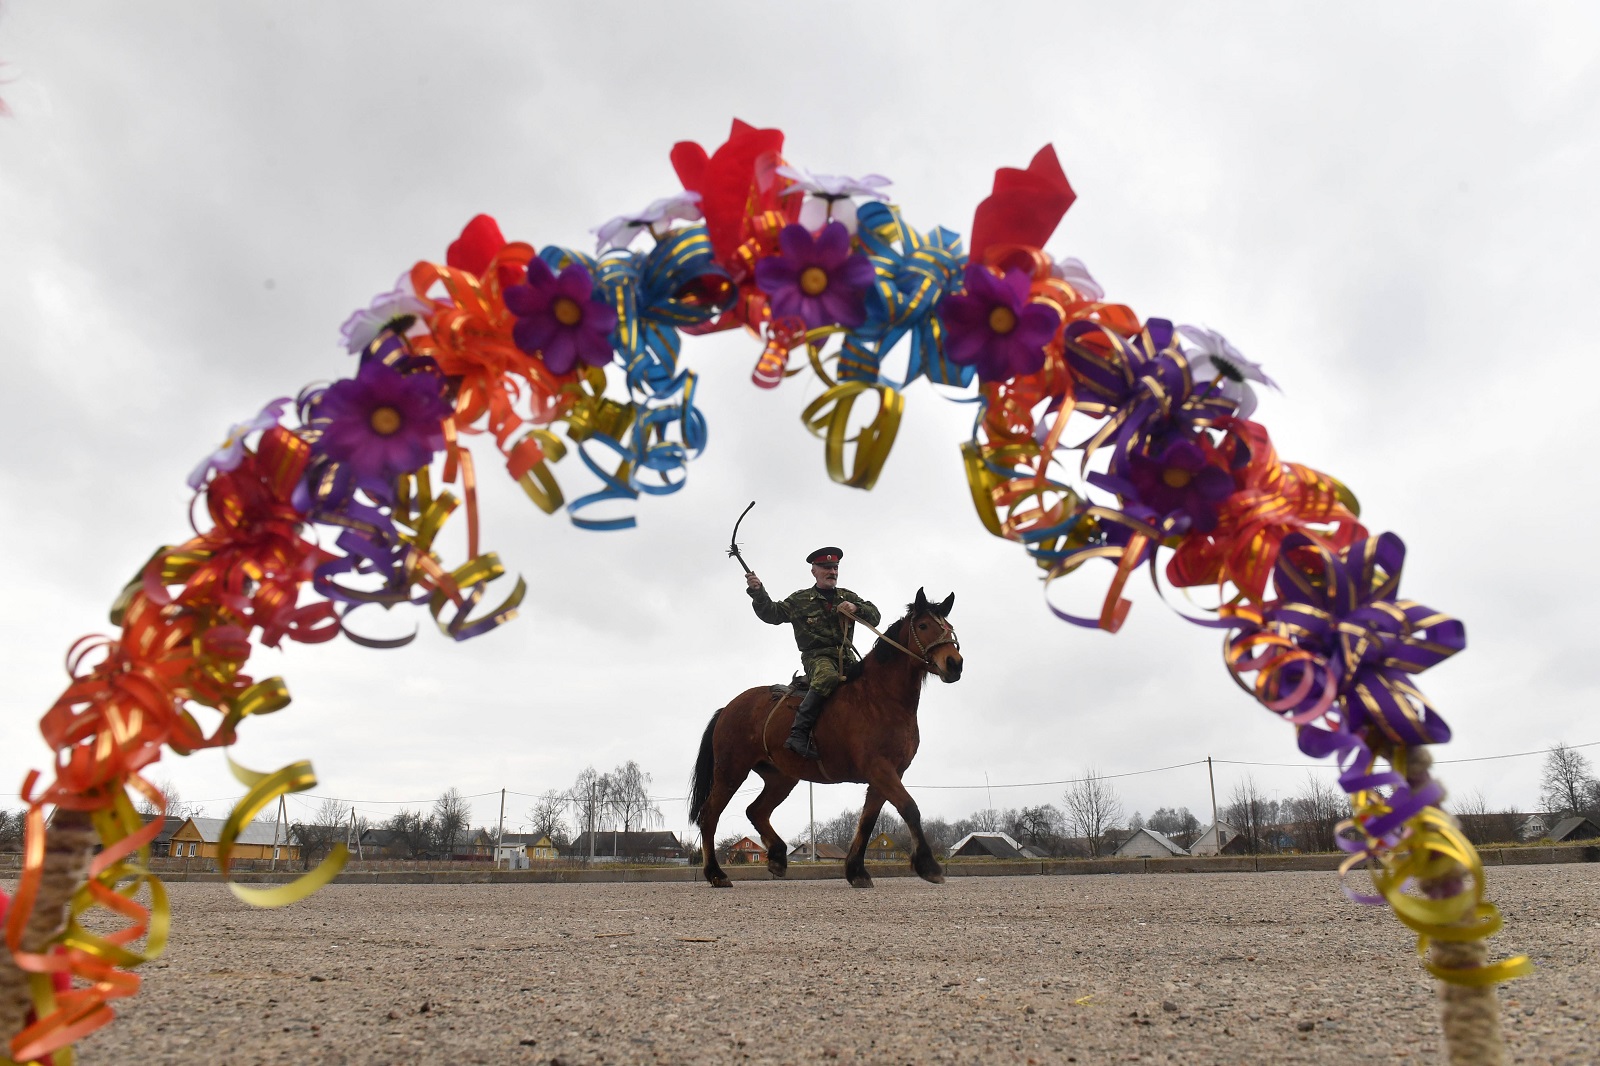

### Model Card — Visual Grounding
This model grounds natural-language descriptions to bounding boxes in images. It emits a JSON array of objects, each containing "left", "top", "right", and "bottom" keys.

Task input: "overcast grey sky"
[{"left": 2, "top": 3, "right": 1596, "bottom": 849}]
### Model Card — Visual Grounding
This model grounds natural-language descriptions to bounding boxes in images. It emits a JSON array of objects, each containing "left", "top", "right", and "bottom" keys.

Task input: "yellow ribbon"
[{"left": 219, "top": 754, "right": 348, "bottom": 908}]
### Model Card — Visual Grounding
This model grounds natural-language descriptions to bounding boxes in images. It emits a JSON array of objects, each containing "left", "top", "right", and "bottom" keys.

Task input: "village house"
[
  {"left": 727, "top": 836, "right": 767, "bottom": 864},
  {"left": 569, "top": 830, "right": 688, "bottom": 862},
  {"left": 500, "top": 832, "right": 562, "bottom": 860},
  {"left": 1548, "top": 816, "right": 1600, "bottom": 843},
  {"left": 948, "top": 832, "right": 1026, "bottom": 860},
  {"left": 138, "top": 815, "right": 185, "bottom": 857},
  {"left": 169, "top": 817, "right": 299, "bottom": 862},
  {"left": 1188, "top": 819, "right": 1249, "bottom": 855},
  {"left": 1114, "top": 827, "right": 1190, "bottom": 858},
  {"left": 788, "top": 842, "right": 847, "bottom": 861},
  {"left": 864, "top": 832, "right": 905, "bottom": 862}
]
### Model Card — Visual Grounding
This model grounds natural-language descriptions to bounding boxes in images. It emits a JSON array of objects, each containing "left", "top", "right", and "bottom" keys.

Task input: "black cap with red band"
[{"left": 806, "top": 547, "right": 843, "bottom": 566}]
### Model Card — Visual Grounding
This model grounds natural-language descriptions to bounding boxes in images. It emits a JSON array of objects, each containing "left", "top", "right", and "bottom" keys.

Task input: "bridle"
[{"left": 852, "top": 609, "right": 960, "bottom": 674}]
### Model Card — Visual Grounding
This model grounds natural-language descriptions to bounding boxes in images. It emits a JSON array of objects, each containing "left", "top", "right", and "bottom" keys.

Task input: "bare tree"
[
  {"left": 1148, "top": 806, "right": 1201, "bottom": 849},
  {"left": 431, "top": 788, "right": 471, "bottom": 859},
  {"left": 1540, "top": 743, "right": 1597, "bottom": 817},
  {"left": 134, "top": 778, "right": 203, "bottom": 821},
  {"left": 568, "top": 767, "right": 614, "bottom": 859},
  {"left": 1287, "top": 774, "right": 1347, "bottom": 853},
  {"left": 1061, "top": 769, "right": 1125, "bottom": 857},
  {"left": 525, "top": 790, "right": 570, "bottom": 845},
  {"left": 289, "top": 798, "right": 349, "bottom": 869},
  {"left": 0, "top": 809, "right": 24, "bottom": 853},
  {"left": 1225, "top": 776, "right": 1276, "bottom": 854},
  {"left": 1012, "top": 805, "right": 1066, "bottom": 852},
  {"left": 382, "top": 809, "right": 434, "bottom": 858},
  {"left": 608, "top": 761, "right": 662, "bottom": 833}
]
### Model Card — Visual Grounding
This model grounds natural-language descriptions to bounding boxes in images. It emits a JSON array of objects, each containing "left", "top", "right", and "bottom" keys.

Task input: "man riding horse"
[{"left": 744, "top": 546, "right": 880, "bottom": 759}]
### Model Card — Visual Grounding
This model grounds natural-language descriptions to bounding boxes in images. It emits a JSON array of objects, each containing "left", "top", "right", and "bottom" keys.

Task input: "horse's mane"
[{"left": 869, "top": 599, "right": 948, "bottom": 664}]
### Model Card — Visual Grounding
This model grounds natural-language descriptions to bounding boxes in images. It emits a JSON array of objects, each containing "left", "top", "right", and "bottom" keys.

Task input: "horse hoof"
[
  {"left": 767, "top": 860, "right": 788, "bottom": 878},
  {"left": 849, "top": 875, "right": 874, "bottom": 889},
  {"left": 709, "top": 875, "right": 732, "bottom": 888}
]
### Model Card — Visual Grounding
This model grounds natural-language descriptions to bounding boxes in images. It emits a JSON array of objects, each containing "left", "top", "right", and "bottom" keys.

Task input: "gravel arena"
[{"left": 42, "top": 865, "right": 1597, "bottom": 1065}]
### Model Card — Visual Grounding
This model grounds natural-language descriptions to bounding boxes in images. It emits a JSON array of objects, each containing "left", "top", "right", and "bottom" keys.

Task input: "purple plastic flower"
[
  {"left": 753, "top": 222, "right": 875, "bottom": 330},
  {"left": 1091, "top": 436, "right": 1234, "bottom": 534},
  {"left": 940, "top": 264, "right": 1061, "bottom": 383},
  {"left": 504, "top": 260, "right": 618, "bottom": 375},
  {"left": 187, "top": 397, "right": 292, "bottom": 490},
  {"left": 316, "top": 360, "right": 453, "bottom": 482}
]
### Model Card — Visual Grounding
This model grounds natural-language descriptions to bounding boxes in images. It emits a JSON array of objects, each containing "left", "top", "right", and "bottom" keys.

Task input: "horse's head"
[{"left": 907, "top": 587, "right": 962, "bottom": 683}]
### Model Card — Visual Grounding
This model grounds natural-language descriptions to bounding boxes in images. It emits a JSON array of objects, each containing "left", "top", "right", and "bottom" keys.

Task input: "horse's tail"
[{"left": 688, "top": 708, "right": 722, "bottom": 825}]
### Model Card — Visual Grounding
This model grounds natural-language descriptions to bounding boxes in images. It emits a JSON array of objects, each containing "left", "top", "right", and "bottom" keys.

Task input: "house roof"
[
  {"left": 949, "top": 831, "right": 1024, "bottom": 856},
  {"left": 1549, "top": 816, "right": 1600, "bottom": 842},
  {"left": 1115, "top": 827, "right": 1189, "bottom": 857},
  {"left": 500, "top": 833, "right": 556, "bottom": 847},
  {"left": 140, "top": 815, "right": 185, "bottom": 843},
  {"left": 789, "top": 841, "right": 847, "bottom": 860},
  {"left": 950, "top": 832, "right": 1025, "bottom": 859},
  {"left": 175, "top": 817, "right": 288, "bottom": 848},
  {"left": 729, "top": 836, "right": 764, "bottom": 850},
  {"left": 570, "top": 830, "right": 685, "bottom": 853}
]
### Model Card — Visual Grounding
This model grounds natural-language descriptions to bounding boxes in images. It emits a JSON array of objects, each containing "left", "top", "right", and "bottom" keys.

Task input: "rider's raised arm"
[{"left": 746, "top": 582, "right": 793, "bottom": 625}]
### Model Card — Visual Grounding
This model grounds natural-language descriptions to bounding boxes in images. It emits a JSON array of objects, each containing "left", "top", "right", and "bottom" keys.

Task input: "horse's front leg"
[
  {"left": 870, "top": 764, "right": 944, "bottom": 884},
  {"left": 843, "top": 785, "right": 886, "bottom": 888}
]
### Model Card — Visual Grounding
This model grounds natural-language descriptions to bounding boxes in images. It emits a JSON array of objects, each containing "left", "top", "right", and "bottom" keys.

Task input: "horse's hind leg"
[
  {"left": 844, "top": 786, "right": 887, "bottom": 889},
  {"left": 698, "top": 778, "right": 740, "bottom": 888},
  {"left": 871, "top": 764, "right": 945, "bottom": 885},
  {"left": 746, "top": 766, "right": 798, "bottom": 878}
]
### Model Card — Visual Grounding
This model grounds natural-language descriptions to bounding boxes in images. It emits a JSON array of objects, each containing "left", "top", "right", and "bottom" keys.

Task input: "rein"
[{"left": 851, "top": 611, "right": 959, "bottom": 672}]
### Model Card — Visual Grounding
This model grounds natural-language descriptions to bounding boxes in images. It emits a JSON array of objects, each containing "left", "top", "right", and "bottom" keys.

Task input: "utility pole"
[
  {"left": 348, "top": 806, "right": 363, "bottom": 860},
  {"left": 496, "top": 788, "right": 506, "bottom": 866},
  {"left": 809, "top": 782, "right": 816, "bottom": 862},
  {"left": 269, "top": 794, "right": 287, "bottom": 871},
  {"left": 1206, "top": 756, "right": 1219, "bottom": 854}
]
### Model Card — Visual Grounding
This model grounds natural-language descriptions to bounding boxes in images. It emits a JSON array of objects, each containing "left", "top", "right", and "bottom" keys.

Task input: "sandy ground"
[{"left": 48, "top": 864, "right": 1596, "bottom": 1065}]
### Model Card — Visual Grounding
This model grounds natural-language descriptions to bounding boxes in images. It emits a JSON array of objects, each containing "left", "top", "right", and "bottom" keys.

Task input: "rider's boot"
[{"left": 784, "top": 689, "right": 826, "bottom": 760}]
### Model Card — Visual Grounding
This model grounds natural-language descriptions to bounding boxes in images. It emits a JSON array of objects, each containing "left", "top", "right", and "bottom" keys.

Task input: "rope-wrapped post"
[
  {"left": 1405, "top": 749, "right": 1506, "bottom": 1066},
  {"left": 0, "top": 809, "right": 96, "bottom": 1058}
]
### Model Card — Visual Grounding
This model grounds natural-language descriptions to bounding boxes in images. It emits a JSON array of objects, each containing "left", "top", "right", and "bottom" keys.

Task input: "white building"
[
  {"left": 1188, "top": 819, "right": 1244, "bottom": 856},
  {"left": 1114, "top": 827, "right": 1189, "bottom": 858}
]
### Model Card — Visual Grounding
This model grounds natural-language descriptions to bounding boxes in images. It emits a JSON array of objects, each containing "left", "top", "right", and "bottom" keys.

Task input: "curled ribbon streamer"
[
  {"left": 847, "top": 202, "right": 970, "bottom": 389},
  {"left": 220, "top": 754, "right": 349, "bottom": 908},
  {"left": 1167, "top": 419, "right": 1366, "bottom": 604},
  {"left": 800, "top": 380, "right": 904, "bottom": 490}
]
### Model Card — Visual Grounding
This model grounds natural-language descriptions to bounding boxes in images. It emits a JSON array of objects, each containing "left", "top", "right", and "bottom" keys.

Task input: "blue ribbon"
[
  {"left": 537, "top": 226, "right": 729, "bottom": 530},
  {"left": 839, "top": 202, "right": 974, "bottom": 389}
]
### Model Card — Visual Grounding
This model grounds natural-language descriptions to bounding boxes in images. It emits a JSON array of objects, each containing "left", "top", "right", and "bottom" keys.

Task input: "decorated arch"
[{"left": 0, "top": 119, "right": 1527, "bottom": 1064}]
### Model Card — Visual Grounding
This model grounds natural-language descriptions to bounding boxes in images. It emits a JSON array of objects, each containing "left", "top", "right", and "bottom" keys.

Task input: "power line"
[{"left": 7, "top": 741, "right": 1594, "bottom": 810}]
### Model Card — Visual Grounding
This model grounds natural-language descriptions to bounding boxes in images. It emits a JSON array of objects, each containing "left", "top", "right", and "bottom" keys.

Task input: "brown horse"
[{"left": 688, "top": 588, "right": 962, "bottom": 888}]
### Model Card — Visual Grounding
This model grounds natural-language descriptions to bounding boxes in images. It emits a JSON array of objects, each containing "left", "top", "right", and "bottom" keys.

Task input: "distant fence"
[{"left": 8, "top": 844, "right": 1591, "bottom": 887}]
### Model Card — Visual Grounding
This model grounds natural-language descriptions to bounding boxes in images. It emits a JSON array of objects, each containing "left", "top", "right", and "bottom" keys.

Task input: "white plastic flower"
[
  {"left": 591, "top": 191, "right": 703, "bottom": 252},
  {"left": 1177, "top": 325, "right": 1280, "bottom": 420},
  {"left": 186, "top": 397, "right": 292, "bottom": 490},
  {"left": 1050, "top": 256, "right": 1105, "bottom": 302},
  {"left": 339, "top": 274, "right": 430, "bottom": 353},
  {"left": 776, "top": 165, "right": 892, "bottom": 234}
]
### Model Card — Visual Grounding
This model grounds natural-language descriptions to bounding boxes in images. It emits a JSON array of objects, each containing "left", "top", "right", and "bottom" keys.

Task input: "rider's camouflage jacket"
[{"left": 747, "top": 584, "right": 881, "bottom": 656}]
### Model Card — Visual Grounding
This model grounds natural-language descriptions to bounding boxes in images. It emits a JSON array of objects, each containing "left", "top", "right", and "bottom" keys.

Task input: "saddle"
[{"left": 767, "top": 660, "right": 864, "bottom": 701}]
